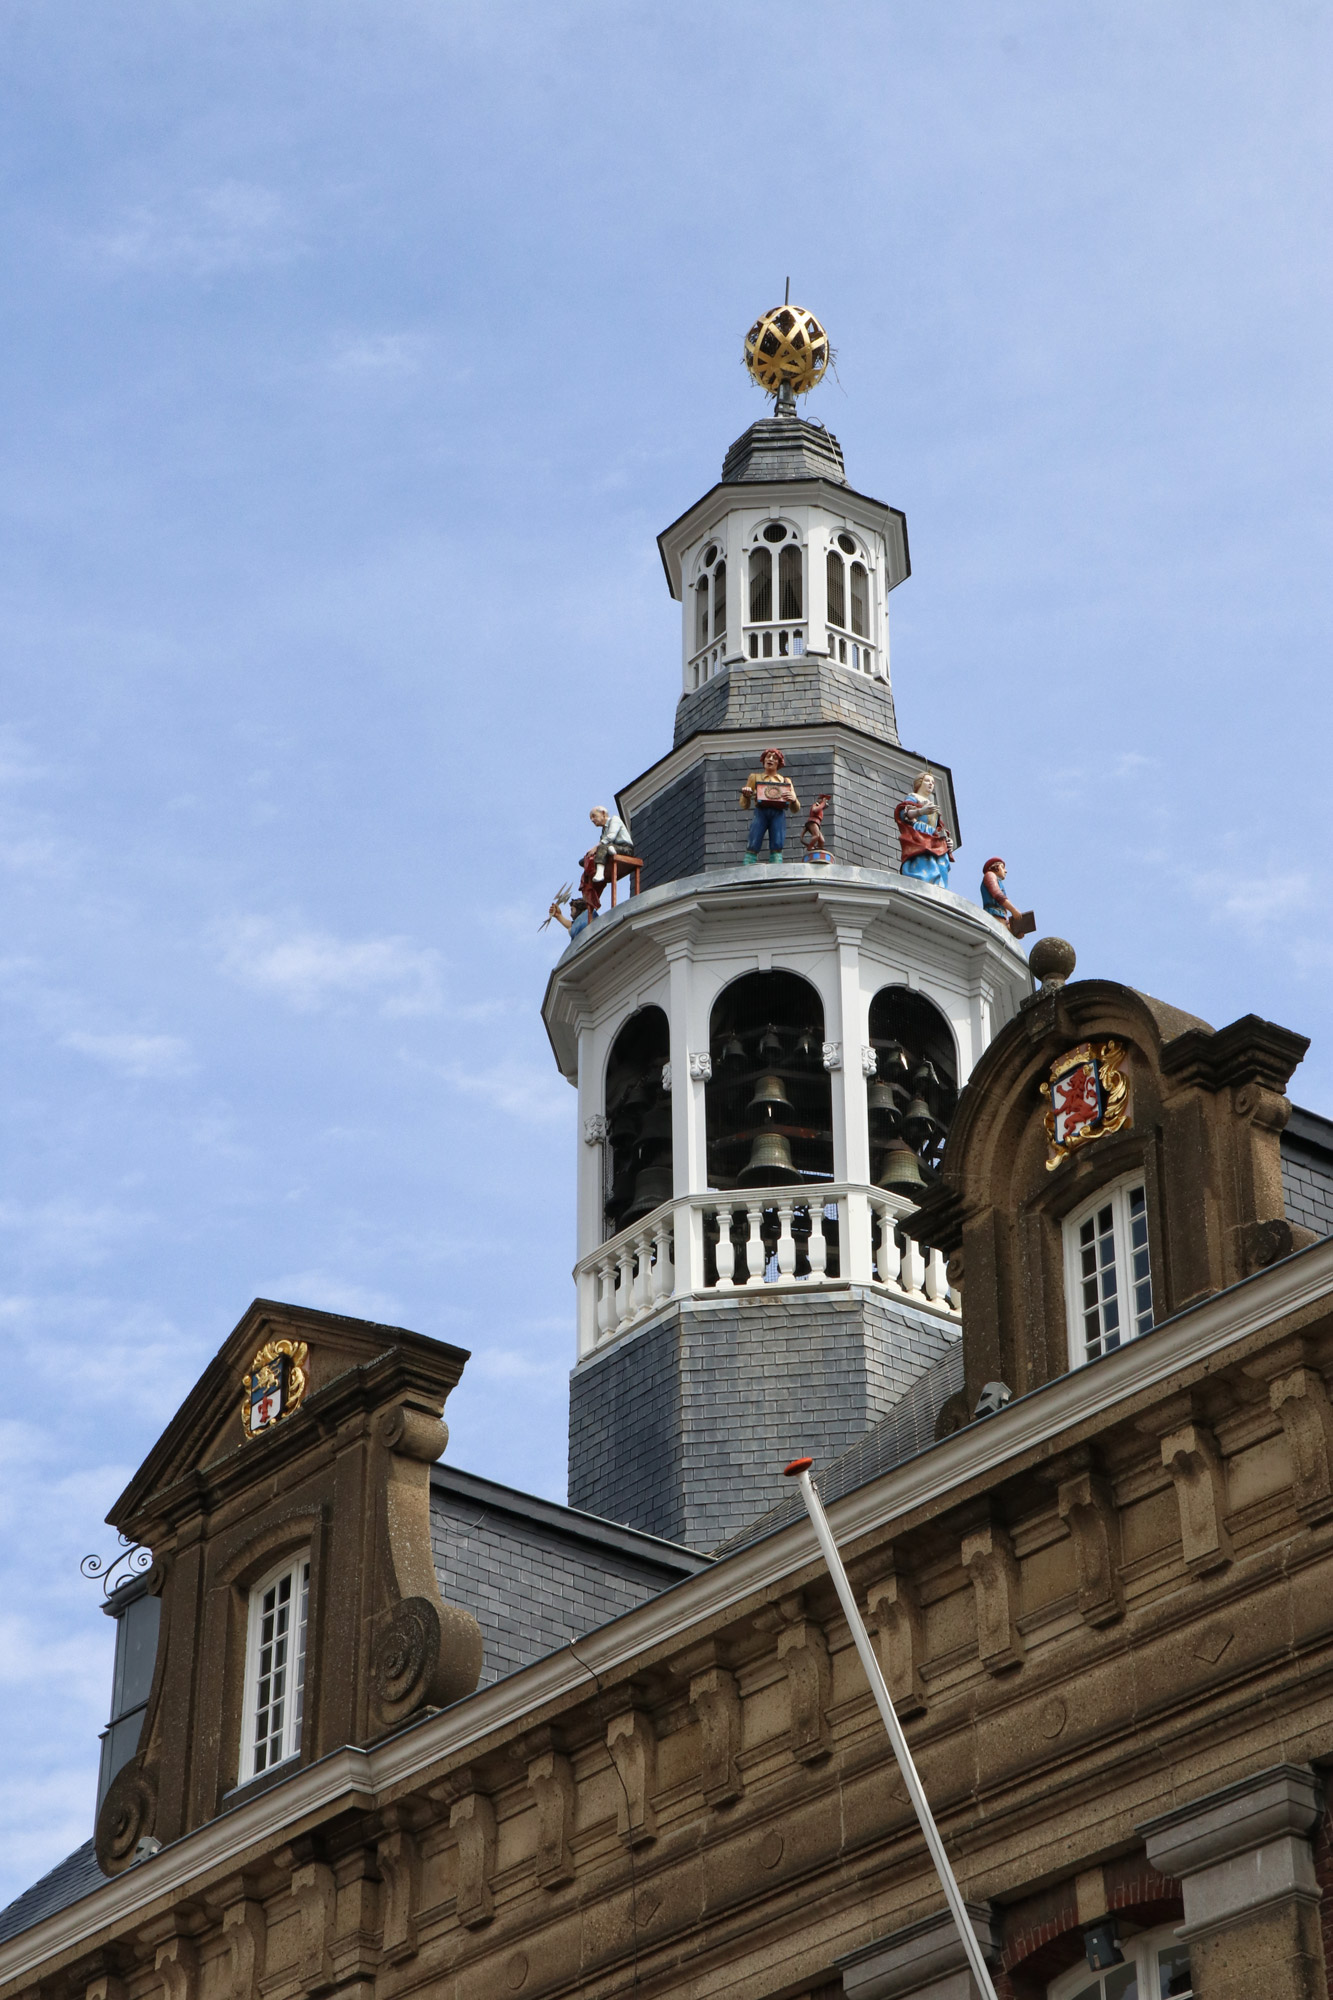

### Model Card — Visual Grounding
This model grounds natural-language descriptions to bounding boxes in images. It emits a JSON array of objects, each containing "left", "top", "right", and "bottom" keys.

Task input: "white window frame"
[
  {"left": 1062, "top": 1172, "right": 1154, "bottom": 1370},
  {"left": 1047, "top": 1921, "right": 1191, "bottom": 2000},
  {"left": 239, "top": 1551, "right": 310, "bottom": 1784}
]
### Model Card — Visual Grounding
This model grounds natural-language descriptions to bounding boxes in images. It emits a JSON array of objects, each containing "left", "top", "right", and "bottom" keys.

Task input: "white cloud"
[
  {"left": 436, "top": 1057, "right": 571, "bottom": 1123},
  {"left": 89, "top": 181, "right": 303, "bottom": 276},
  {"left": 328, "top": 332, "right": 429, "bottom": 377},
  {"left": 214, "top": 916, "right": 442, "bottom": 1015},
  {"left": 262, "top": 1272, "right": 402, "bottom": 1323},
  {"left": 63, "top": 1031, "right": 194, "bottom": 1079},
  {"left": 0, "top": 1199, "right": 151, "bottom": 1267}
]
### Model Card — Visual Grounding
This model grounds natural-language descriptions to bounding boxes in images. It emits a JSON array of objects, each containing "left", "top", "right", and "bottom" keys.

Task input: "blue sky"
[{"left": 1, "top": 1, "right": 1329, "bottom": 1901}]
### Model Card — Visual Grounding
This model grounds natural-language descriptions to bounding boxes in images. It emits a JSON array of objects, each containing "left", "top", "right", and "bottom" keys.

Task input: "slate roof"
[
  {"left": 720, "top": 413, "right": 847, "bottom": 485},
  {"left": 1282, "top": 1105, "right": 1333, "bottom": 1240},
  {"left": 712, "top": 1341, "right": 965, "bottom": 1557},
  {"left": 0, "top": 1839, "right": 107, "bottom": 1946}
]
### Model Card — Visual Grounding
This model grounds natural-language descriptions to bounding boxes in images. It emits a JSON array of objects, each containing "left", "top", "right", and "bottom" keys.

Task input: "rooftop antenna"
[{"left": 784, "top": 275, "right": 790, "bottom": 304}]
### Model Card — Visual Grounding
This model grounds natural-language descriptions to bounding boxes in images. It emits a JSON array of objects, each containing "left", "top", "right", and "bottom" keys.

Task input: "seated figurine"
[
  {"left": 580, "top": 806, "right": 635, "bottom": 908},
  {"left": 981, "top": 857, "right": 1036, "bottom": 939},
  {"left": 894, "top": 771, "right": 954, "bottom": 887},
  {"left": 740, "top": 747, "right": 801, "bottom": 864}
]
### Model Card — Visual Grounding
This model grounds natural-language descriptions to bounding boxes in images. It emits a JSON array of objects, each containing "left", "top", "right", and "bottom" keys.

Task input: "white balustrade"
[{"left": 575, "top": 1183, "right": 961, "bottom": 1357}]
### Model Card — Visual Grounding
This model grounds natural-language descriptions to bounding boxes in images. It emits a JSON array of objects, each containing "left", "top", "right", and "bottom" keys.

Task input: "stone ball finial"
[
  {"left": 1029, "top": 936, "right": 1076, "bottom": 994},
  {"left": 743, "top": 304, "right": 830, "bottom": 398}
]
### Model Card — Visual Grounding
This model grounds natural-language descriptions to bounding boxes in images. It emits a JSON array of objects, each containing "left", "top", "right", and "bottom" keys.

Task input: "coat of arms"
[
  {"left": 1041, "top": 1040, "right": 1129, "bottom": 1169},
  {"left": 241, "top": 1338, "right": 309, "bottom": 1437}
]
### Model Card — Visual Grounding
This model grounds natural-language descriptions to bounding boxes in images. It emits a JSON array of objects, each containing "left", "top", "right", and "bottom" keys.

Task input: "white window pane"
[{"left": 1156, "top": 1941, "right": 1192, "bottom": 1996}]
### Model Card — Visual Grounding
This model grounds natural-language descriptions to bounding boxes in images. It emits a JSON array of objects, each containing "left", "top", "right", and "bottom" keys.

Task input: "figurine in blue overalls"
[{"left": 740, "top": 747, "right": 801, "bottom": 864}]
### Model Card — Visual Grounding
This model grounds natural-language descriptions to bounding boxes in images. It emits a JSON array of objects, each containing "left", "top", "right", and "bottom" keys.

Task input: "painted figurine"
[
  {"left": 579, "top": 804, "right": 635, "bottom": 909},
  {"left": 894, "top": 771, "right": 954, "bottom": 887},
  {"left": 740, "top": 747, "right": 801, "bottom": 864},
  {"left": 801, "top": 793, "right": 833, "bottom": 863},
  {"left": 544, "top": 890, "right": 593, "bottom": 941},
  {"left": 980, "top": 857, "right": 1036, "bottom": 939}
]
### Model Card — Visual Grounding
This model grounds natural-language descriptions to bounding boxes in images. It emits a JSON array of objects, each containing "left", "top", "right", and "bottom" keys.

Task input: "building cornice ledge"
[{"left": 7, "top": 1237, "right": 1333, "bottom": 1985}]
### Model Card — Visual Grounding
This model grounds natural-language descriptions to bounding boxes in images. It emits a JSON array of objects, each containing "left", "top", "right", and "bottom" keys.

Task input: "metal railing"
[{"left": 575, "top": 1182, "right": 959, "bottom": 1357}]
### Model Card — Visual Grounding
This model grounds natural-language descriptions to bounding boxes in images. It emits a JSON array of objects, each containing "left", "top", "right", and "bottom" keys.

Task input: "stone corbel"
[
  {"left": 1053, "top": 1458, "right": 1124, "bottom": 1628},
  {"left": 865, "top": 1563, "right": 927, "bottom": 1719},
  {"left": 370, "top": 1402, "right": 483, "bottom": 1728},
  {"left": 525, "top": 1737, "right": 577, "bottom": 1889},
  {"left": 583, "top": 1113, "right": 609, "bottom": 1146},
  {"left": 822, "top": 1041, "right": 842, "bottom": 1072},
  {"left": 85, "top": 1978, "right": 127, "bottom": 2000},
  {"left": 376, "top": 1804, "right": 426, "bottom": 1963},
  {"left": 688, "top": 1051, "right": 712, "bottom": 1082},
  {"left": 449, "top": 1787, "right": 497, "bottom": 1929},
  {"left": 1159, "top": 1421, "right": 1233, "bottom": 1576},
  {"left": 219, "top": 1890, "right": 267, "bottom": 2000},
  {"left": 861, "top": 1045, "right": 878, "bottom": 1077},
  {"left": 289, "top": 1857, "right": 337, "bottom": 1994},
  {"left": 687, "top": 1663, "right": 743, "bottom": 1807},
  {"left": 960, "top": 1517, "right": 1025, "bottom": 1674},
  {"left": 606, "top": 1705, "right": 658, "bottom": 1847},
  {"left": 153, "top": 1938, "right": 196, "bottom": 2000},
  {"left": 1268, "top": 1366, "right": 1333, "bottom": 1524},
  {"left": 776, "top": 1599, "right": 832, "bottom": 1763}
]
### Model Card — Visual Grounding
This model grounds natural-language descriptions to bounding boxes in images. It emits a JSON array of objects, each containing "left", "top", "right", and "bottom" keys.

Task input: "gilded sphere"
[{"left": 744, "top": 305, "right": 830, "bottom": 396}]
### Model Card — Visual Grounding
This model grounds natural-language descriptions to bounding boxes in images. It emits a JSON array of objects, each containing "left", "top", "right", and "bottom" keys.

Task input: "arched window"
[
  {"left": 603, "top": 1007, "right": 672, "bottom": 1236},
  {"left": 749, "top": 547, "right": 773, "bottom": 623},
  {"left": 706, "top": 973, "right": 832, "bottom": 1189},
  {"left": 1048, "top": 1924, "right": 1191, "bottom": 2000},
  {"left": 866, "top": 988, "right": 958, "bottom": 1198},
  {"left": 850, "top": 561, "right": 868, "bottom": 637},
  {"left": 712, "top": 559, "right": 727, "bottom": 636},
  {"left": 695, "top": 577, "right": 709, "bottom": 650},
  {"left": 826, "top": 549, "right": 846, "bottom": 629},
  {"left": 778, "top": 544, "right": 803, "bottom": 619},
  {"left": 705, "top": 972, "right": 836, "bottom": 1282}
]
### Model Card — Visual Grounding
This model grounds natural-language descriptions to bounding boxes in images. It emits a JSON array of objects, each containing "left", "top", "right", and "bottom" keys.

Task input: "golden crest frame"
[
  {"left": 240, "top": 1338, "right": 309, "bottom": 1437},
  {"left": 1041, "top": 1040, "right": 1130, "bottom": 1170}
]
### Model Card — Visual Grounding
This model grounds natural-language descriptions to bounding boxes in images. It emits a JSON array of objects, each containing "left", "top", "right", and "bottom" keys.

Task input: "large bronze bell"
[
  {"left": 866, "top": 1078, "right": 901, "bottom": 1117},
  {"left": 874, "top": 1139, "right": 928, "bottom": 1196},
  {"left": 901, "top": 1094, "right": 938, "bottom": 1146},
  {"left": 638, "top": 1101, "right": 672, "bottom": 1143},
  {"left": 622, "top": 1163, "right": 674, "bottom": 1223},
  {"left": 738, "top": 1128, "right": 798, "bottom": 1185},
  {"left": 747, "top": 1072, "right": 794, "bottom": 1116}
]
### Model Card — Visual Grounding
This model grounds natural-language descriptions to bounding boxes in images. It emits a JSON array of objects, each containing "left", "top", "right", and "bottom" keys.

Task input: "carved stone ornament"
[
  {"left": 822, "top": 1041, "right": 842, "bottom": 1071},
  {"left": 371, "top": 1596, "right": 444, "bottom": 1709},
  {"left": 583, "top": 1113, "right": 609, "bottom": 1146},
  {"left": 861, "top": 1045, "right": 878, "bottom": 1077},
  {"left": 240, "top": 1337, "right": 308, "bottom": 1439},
  {"left": 689, "top": 1051, "right": 713, "bottom": 1082},
  {"left": 94, "top": 1758, "right": 158, "bottom": 1874},
  {"left": 1041, "top": 1039, "right": 1130, "bottom": 1170},
  {"left": 661, "top": 1062, "right": 673, "bottom": 1093}
]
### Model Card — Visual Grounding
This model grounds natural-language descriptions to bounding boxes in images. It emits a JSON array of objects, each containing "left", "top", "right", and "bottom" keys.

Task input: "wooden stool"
[{"left": 604, "top": 854, "right": 643, "bottom": 906}]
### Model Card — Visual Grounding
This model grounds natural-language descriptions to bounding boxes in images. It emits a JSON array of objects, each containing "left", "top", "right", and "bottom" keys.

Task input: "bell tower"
[{"left": 543, "top": 306, "right": 1032, "bottom": 1552}]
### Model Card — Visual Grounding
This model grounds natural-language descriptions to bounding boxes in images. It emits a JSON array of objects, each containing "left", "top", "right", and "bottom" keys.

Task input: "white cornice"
[{"left": 8, "top": 1238, "right": 1333, "bottom": 1986}]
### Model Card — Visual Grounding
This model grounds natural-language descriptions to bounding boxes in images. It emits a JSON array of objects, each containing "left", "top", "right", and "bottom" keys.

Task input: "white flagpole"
[{"left": 784, "top": 1458, "right": 999, "bottom": 2000}]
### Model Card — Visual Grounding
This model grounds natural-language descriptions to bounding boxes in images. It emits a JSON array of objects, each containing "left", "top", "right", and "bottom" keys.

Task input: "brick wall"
[{"left": 568, "top": 1290, "right": 961, "bottom": 1551}]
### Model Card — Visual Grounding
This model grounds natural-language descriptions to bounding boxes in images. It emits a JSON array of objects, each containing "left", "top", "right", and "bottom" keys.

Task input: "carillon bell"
[
  {"left": 638, "top": 1102, "right": 672, "bottom": 1142},
  {"left": 874, "top": 1139, "right": 928, "bottom": 1196},
  {"left": 720, "top": 1034, "right": 745, "bottom": 1063},
  {"left": 758, "top": 1024, "right": 784, "bottom": 1059},
  {"left": 877, "top": 1039, "right": 910, "bottom": 1080},
  {"left": 622, "top": 1163, "right": 674, "bottom": 1222},
  {"left": 793, "top": 1029, "right": 818, "bottom": 1060},
  {"left": 901, "top": 1094, "right": 938, "bottom": 1145},
  {"left": 747, "top": 1072, "right": 794, "bottom": 1116},
  {"left": 865, "top": 1078, "right": 901, "bottom": 1118},
  {"left": 739, "top": 1129, "right": 798, "bottom": 1184}
]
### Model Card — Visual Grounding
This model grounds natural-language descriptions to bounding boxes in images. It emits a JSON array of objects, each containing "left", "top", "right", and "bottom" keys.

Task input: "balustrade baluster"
[
  {"left": 651, "top": 1222, "right": 673, "bottom": 1306},
  {"left": 874, "top": 1205, "right": 902, "bottom": 1288},
  {"left": 775, "top": 1198, "right": 797, "bottom": 1279},
  {"left": 710, "top": 1206, "right": 732, "bottom": 1291},
  {"left": 900, "top": 1231, "right": 926, "bottom": 1299},
  {"left": 745, "top": 1202, "right": 766, "bottom": 1284},
  {"left": 615, "top": 1244, "right": 635, "bottom": 1330},
  {"left": 806, "top": 1201, "right": 830, "bottom": 1277},
  {"left": 923, "top": 1246, "right": 945, "bottom": 1304},
  {"left": 596, "top": 1255, "right": 617, "bottom": 1341},
  {"left": 633, "top": 1230, "right": 654, "bottom": 1316}
]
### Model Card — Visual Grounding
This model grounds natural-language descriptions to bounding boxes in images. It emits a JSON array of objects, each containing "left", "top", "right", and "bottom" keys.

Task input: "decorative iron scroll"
[{"left": 80, "top": 1532, "right": 153, "bottom": 1597}]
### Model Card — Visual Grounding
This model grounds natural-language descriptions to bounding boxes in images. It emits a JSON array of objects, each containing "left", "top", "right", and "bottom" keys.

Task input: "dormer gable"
[
  {"left": 907, "top": 977, "right": 1312, "bottom": 1415},
  {"left": 94, "top": 1299, "right": 483, "bottom": 1876}
]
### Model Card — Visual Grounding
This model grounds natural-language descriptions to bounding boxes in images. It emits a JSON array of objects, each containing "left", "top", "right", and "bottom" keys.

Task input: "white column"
[
  {"left": 828, "top": 923, "right": 874, "bottom": 1285},
  {"left": 665, "top": 934, "right": 706, "bottom": 1295},
  {"left": 808, "top": 524, "right": 830, "bottom": 655},
  {"left": 575, "top": 1020, "right": 604, "bottom": 1264}
]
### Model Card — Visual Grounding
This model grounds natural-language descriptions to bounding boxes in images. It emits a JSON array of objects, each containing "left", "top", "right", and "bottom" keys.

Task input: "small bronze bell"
[
  {"left": 747, "top": 1072, "right": 794, "bottom": 1116},
  {"left": 877, "top": 1039, "right": 910, "bottom": 1080},
  {"left": 901, "top": 1094, "right": 938, "bottom": 1146},
  {"left": 874, "top": 1140, "right": 928, "bottom": 1196},
  {"left": 720, "top": 1034, "right": 745, "bottom": 1063},
  {"left": 793, "top": 1029, "right": 818, "bottom": 1060},
  {"left": 866, "top": 1078, "right": 900, "bottom": 1117},
  {"left": 758, "top": 1024, "right": 783, "bottom": 1059},
  {"left": 739, "top": 1129, "right": 798, "bottom": 1185}
]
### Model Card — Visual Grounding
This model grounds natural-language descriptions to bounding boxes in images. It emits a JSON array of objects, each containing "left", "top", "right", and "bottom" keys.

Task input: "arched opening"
[
  {"left": 866, "top": 988, "right": 958, "bottom": 1199},
  {"left": 712, "top": 558, "right": 727, "bottom": 636},
  {"left": 604, "top": 1007, "right": 672, "bottom": 1236},
  {"left": 778, "top": 543, "right": 803, "bottom": 619},
  {"left": 850, "top": 561, "right": 868, "bottom": 637},
  {"left": 826, "top": 548, "right": 846, "bottom": 629},
  {"left": 694, "top": 576, "right": 709, "bottom": 650},
  {"left": 749, "top": 547, "right": 773, "bottom": 623}
]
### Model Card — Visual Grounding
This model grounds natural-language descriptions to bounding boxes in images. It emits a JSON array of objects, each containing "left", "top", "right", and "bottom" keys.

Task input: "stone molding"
[
  {"left": 838, "top": 1902, "right": 1001, "bottom": 2000},
  {"left": 1140, "top": 1763, "right": 1321, "bottom": 1940}
]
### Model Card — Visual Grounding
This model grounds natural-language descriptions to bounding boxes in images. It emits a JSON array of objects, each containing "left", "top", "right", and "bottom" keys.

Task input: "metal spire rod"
[{"left": 783, "top": 1457, "right": 999, "bottom": 2000}]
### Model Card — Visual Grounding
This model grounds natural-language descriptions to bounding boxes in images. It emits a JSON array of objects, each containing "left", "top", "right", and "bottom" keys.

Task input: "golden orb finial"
[{"left": 743, "top": 302, "right": 830, "bottom": 403}]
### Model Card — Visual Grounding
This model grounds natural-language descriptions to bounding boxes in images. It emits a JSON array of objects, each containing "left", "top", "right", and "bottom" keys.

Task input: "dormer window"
[
  {"left": 1063, "top": 1176, "right": 1154, "bottom": 1367},
  {"left": 240, "top": 1552, "right": 309, "bottom": 1782}
]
